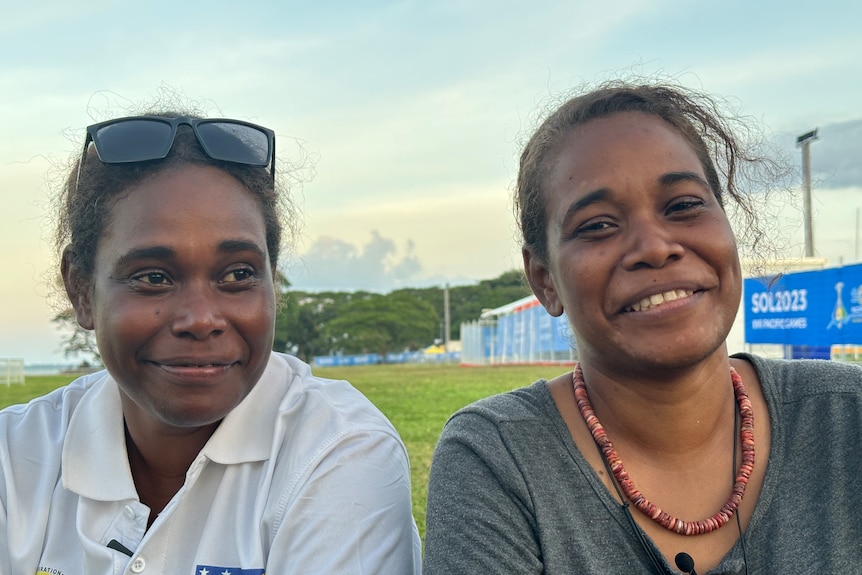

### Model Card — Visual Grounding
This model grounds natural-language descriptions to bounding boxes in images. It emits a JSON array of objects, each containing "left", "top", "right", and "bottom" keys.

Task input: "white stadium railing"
[{"left": 1, "top": 358, "right": 25, "bottom": 386}]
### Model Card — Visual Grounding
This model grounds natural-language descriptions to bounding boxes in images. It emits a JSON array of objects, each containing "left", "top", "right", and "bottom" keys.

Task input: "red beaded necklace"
[{"left": 572, "top": 362, "right": 755, "bottom": 536}]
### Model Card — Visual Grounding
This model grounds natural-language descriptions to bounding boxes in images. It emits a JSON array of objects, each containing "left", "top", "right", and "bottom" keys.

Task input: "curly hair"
[
  {"left": 516, "top": 81, "right": 773, "bottom": 263},
  {"left": 56, "top": 112, "right": 289, "bottom": 295}
]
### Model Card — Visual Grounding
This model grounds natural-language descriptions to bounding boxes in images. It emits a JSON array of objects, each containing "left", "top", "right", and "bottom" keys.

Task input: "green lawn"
[
  {"left": 0, "top": 363, "right": 570, "bottom": 538},
  {"left": 0, "top": 375, "right": 76, "bottom": 409}
]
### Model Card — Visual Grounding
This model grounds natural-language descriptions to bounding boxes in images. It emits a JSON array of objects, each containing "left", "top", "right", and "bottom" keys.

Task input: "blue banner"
[{"left": 744, "top": 263, "right": 862, "bottom": 345}]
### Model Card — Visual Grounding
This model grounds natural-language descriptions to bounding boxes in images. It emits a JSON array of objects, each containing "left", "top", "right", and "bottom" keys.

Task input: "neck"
[
  {"left": 124, "top": 419, "right": 216, "bottom": 478},
  {"left": 574, "top": 358, "right": 755, "bottom": 538},
  {"left": 577, "top": 353, "right": 736, "bottom": 455},
  {"left": 120, "top": 398, "right": 219, "bottom": 523}
]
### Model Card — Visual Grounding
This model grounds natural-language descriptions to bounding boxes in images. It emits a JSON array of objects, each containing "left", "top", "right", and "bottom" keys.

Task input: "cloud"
[
  {"left": 810, "top": 119, "right": 862, "bottom": 189},
  {"left": 286, "top": 230, "right": 424, "bottom": 292},
  {"left": 772, "top": 117, "right": 862, "bottom": 190}
]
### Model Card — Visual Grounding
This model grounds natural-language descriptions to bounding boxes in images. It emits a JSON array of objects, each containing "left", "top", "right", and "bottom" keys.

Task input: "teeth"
[{"left": 627, "top": 289, "right": 692, "bottom": 312}]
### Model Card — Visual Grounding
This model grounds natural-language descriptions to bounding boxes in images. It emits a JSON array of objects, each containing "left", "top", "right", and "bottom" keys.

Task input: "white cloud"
[
  {"left": 287, "top": 230, "right": 424, "bottom": 292},
  {"left": 286, "top": 181, "right": 522, "bottom": 292}
]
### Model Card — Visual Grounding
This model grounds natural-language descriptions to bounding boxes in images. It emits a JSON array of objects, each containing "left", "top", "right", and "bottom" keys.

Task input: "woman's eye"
[
  {"left": 667, "top": 197, "right": 705, "bottom": 215},
  {"left": 133, "top": 271, "right": 171, "bottom": 285},
  {"left": 223, "top": 268, "right": 255, "bottom": 283},
  {"left": 574, "top": 219, "right": 615, "bottom": 237}
]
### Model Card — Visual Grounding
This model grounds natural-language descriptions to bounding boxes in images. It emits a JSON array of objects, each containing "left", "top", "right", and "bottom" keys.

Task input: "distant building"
[{"left": 460, "top": 295, "right": 575, "bottom": 366}]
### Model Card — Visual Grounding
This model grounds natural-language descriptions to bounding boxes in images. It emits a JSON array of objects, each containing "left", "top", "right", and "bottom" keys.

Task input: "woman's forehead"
[
  {"left": 547, "top": 112, "right": 704, "bottom": 191},
  {"left": 101, "top": 165, "right": 267, "bottom": 248}
]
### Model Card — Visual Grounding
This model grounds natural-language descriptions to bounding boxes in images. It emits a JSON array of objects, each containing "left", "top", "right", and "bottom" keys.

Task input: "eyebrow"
[
  {"left": 217, "top": 239, "right": 268, "bottom": 261},
  {"left": 561, "top": 171, "right": 712, "bottom": 223},
  {"left": 659, "top": 171, "right": 711, "bottom": 190},
  {"left": 562, "top": 188, "right": 610, "bottom": 223},
  {"left": 115, "top": 240, "right": 267, "bottom": 268},
  {"left": 115, "top": 246, "right": 175, "bottom": 268}
]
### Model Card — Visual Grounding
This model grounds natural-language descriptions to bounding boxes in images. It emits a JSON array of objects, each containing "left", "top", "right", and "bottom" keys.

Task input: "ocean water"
[{"left": 23, "top": 363, "right": 78, "bottom": 376}]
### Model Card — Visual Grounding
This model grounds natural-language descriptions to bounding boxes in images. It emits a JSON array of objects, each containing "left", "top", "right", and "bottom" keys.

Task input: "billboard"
[{"left": 744, "top": 263, "right": 862, "bottom": 345}]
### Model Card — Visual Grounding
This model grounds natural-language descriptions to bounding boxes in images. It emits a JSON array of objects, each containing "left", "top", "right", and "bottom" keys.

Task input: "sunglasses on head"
[{"left": 80, "top": 115, "right": 276, "bottom": 181}]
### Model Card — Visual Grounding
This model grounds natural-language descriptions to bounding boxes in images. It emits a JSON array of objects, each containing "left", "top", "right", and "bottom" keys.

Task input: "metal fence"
[
  {"left": 460, "top": 295, "right": 577, "bottom": 365},
  {"left": 1, "top": 358, "right": 25, "bottom": 386}
]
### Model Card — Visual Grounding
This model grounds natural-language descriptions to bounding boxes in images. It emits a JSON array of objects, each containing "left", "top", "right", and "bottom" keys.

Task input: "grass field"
[{"left": 0, "top": 362, "right": 570, "bottom": 538}]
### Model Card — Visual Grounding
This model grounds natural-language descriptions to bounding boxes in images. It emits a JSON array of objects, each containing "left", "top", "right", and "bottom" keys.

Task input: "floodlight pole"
[
  {"left": 856, "top": 207, "right": 860, "bottom": 261},
  {"left": 444, "top": 283, "right": 451, "bottom": 351},
  {"left": 796, "top": 129, "right": 818, "bottom": 258}
]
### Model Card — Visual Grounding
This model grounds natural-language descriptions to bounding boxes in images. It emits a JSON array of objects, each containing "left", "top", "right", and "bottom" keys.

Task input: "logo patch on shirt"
[
  {"left": 36, "top": 569, "right": 66, "bottom": 575},
  {"left": 195, "top": 566, "right": 264, "bottom": 575}
]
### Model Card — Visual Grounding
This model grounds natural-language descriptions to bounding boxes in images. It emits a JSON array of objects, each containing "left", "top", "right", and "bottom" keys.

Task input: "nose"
[
  {"left": 620, "top": 214, "right": 684, "bottom": 270},
  {"left": 169, "top": 282, "right": 228, "bottom": 339}
]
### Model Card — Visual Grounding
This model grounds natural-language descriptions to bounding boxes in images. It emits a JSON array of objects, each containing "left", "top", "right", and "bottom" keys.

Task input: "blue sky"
[{"left": 2, "top": 0, "right": 861, "bottom": 364}]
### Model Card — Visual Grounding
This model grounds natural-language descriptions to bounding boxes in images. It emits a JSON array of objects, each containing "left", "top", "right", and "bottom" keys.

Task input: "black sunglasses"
[{"left": 80, "top": 115, "right": 276, "bottom": 181}]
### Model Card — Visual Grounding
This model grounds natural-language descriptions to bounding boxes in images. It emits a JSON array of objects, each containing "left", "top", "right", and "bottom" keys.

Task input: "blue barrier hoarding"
[{"left": 744, "top": 263, "right": 862, "bottom": 345}]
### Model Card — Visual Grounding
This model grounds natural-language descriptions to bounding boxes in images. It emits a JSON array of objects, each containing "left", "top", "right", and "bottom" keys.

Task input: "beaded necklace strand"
[
  {"left": 596, "top": 401, "right": 749, "bottom": 574},
  {"left": 572, "top": 362, "right": 755, "bottom": 536}
]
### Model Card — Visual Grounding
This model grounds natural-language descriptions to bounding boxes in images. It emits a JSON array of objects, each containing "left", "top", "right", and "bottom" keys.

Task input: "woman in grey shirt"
[{"left": 424, "top": 82, "right": 862, "bottom": 574}]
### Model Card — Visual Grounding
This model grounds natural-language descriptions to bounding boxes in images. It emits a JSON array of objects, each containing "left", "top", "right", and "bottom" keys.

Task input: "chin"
[
  {"left": 584, "top": 338, "right": 721, "bottom": 375},
  {"left": 629, "top": 345, "right": 725, "bottom": 373},
  {"left": 155, "top": 404, "right": 236, "bottom": 429}
]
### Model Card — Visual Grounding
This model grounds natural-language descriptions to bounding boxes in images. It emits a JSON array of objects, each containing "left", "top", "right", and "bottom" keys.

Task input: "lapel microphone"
[{"left": 674, "top": 552, "right": 698, "bottom": 575}]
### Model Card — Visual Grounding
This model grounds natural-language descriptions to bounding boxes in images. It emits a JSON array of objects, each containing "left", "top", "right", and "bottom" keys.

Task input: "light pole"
[
  {"left": 796, "top": 129, "right": 818, "bottom": 258},
  {"left": 443, "top": 283, "right": 450, "bottom": 351}
]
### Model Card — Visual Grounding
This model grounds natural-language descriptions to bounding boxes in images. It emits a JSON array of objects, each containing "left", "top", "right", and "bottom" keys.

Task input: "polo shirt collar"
[
  {"left": 62, "top": 372, "right": 137, "bottom": 501},
  {"left": 201, "top": 352, "right": 288, "bottom": 464},
  {"left": 62, "top": 353, "right": 290, "bottom": 500}
]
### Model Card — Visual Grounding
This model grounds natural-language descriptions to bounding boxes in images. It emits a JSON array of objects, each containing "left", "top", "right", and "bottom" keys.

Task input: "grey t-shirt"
[{"left": 424, "top": 354, "right": 862, "bottom": 574}]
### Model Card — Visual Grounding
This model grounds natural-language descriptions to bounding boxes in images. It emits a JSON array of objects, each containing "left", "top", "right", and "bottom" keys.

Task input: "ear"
[
  {"left": 523, "top": 247, "right": 563, "bottom": 317},
  {"left": 61, "top": 248, "right": 95, "bottom": 330}
]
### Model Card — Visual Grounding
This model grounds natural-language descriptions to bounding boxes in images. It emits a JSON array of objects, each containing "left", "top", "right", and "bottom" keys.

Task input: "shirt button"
[{"left": 130, "top": 557, "right": 146, "bottom": 573}]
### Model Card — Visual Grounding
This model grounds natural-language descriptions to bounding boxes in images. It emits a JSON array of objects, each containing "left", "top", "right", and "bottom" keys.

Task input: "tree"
[
  {"left": 324, "top": 292, "right": 439, "bottom": 356},
  {"left": 274, "top": 290, "right": 366, "bottom": 361},
  {"left": 52, "top": 308, "right": 101, "bottom": 365},
  {"left": 272, "top": 270, "right": 296, "bottom": 354}
]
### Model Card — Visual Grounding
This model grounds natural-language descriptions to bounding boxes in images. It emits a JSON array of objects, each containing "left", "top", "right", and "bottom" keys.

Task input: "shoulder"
[
  {"left": 274, "top": 353, "right": 399, "bottom": 436},
  {"left": 429, "top": 380, "right": 558, "bottom": 489},
  {"left": 203, "top": 354, "right": 409, "bottom": 469},
  {"left": 435, "top": 380, "right": 558, "bottom": 456},
  {"left": 258, "top": 354, "right": 408, "bottom": 472},
  {"left": 0, "top": 371, "right": 110, "bottom": 501},
  {"left": 735, "top": 352, "right": 862, "bottom": 401},
  {"left": 261, "top": 357, "right": 417, "bottom": 541},
  {"left": 447, "top": 379, "right": 554, "bottom": 428},
  {"left": 0, "top": 370, "right": 108, "bottom": 437}
]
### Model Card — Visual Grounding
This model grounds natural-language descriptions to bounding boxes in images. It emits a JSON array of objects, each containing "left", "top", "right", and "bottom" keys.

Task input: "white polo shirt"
[{"left": 0, "top": 352, "right": 421, "bottom": 575}]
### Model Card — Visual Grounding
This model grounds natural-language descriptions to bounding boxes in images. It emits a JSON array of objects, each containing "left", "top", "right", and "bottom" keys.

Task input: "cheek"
[
  {"left": 95, "top": 304, "right": 159, "bottom": 351},
  {"left": 718, "top": 232, "right": 741, "bottom": 275},
  {"left": 237, "top": 293, "right": 277, "bottom": 337},
  {"left": 564, "top": 258, "right": 604, "bottom": 300},
  {"left": 712, "top": 213, "right": 737, "bottom": 246}
]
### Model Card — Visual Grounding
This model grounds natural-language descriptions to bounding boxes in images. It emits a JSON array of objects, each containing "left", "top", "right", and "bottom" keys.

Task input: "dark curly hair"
[
  {"left": 56, "top": 112, "right": 286, "bottom": 294},
  {"left": 516, "top": 81, "right": 769, "bottom": 263}
]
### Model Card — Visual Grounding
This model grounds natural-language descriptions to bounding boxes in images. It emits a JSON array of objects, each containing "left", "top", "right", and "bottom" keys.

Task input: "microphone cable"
[
  {"left": 592, "top": 393, "right": 750, "bottom": 574},
  {"left": 597, "top": 442, "right": 667, "bottom": 574}
]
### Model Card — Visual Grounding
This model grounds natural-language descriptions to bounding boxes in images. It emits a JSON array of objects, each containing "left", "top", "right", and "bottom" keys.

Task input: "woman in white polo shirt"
[{"left": 0, "top": 113, "right": 421, "bottom": 574}]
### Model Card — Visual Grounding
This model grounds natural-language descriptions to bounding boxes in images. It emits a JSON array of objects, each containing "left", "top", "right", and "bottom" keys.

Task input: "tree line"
[
  {"left": 55, "top": 270, "right": 532, "bottom": 364},
  {"left": 274, "top": 269, "right": 531, "bottom": 361}
]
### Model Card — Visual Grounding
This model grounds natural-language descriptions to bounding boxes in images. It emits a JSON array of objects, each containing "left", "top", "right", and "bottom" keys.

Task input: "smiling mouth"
[
  {"left": 152, "top": 360, "right": 239, "bottom": 374},
  {"left": 167, "top": 363, "right": 229, "bottom": 367},
  {"left": 624, "top": 289, "right": 694, "bottom": 312}
]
